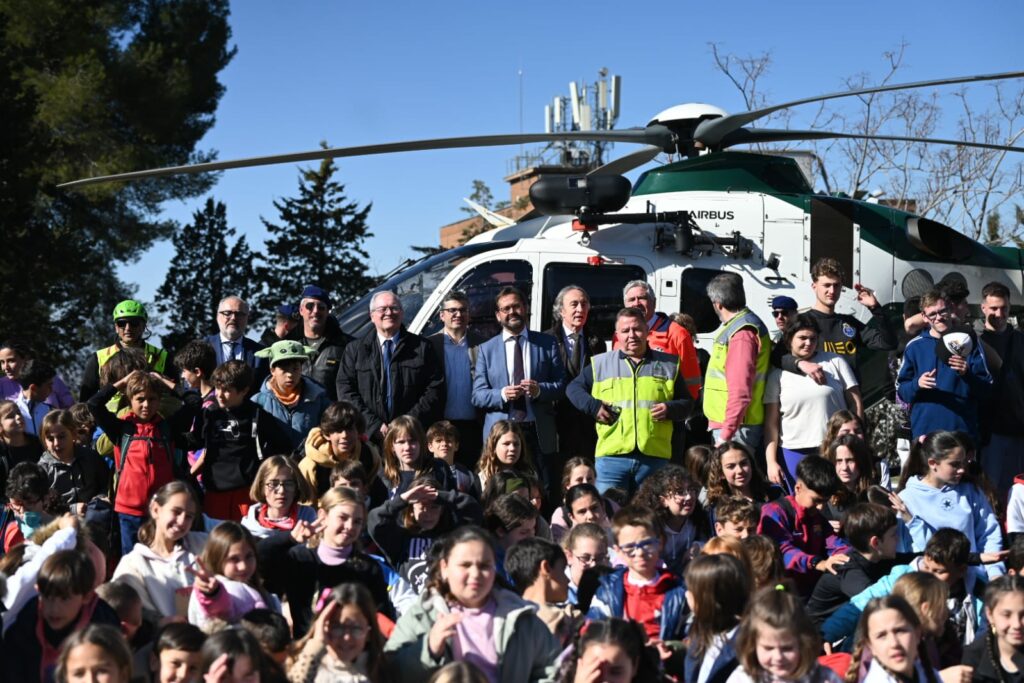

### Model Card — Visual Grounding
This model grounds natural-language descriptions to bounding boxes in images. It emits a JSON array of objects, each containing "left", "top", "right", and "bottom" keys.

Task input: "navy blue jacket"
[{"left": 585, "top": 566, "right": 687, "bottom": 640}]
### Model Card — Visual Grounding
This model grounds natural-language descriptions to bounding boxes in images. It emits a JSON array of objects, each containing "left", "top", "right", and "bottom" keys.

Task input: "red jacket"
[
  {"left": 622, "top": 570, "right": 681, "bottom": 639},
  {"left": 613, "top": 312, "right": 702, "bottom": 400},
  {"left": 113, "top": 416, "right": 175, "bottom": 516}
]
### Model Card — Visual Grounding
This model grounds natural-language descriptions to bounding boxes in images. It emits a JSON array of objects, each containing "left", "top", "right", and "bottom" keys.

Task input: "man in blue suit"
[
  {"left": 472, "top": 286, "right": 566, "bottom": 504},
  {"left": 206, "top": 296, "right": 269, "bottom": 389}
]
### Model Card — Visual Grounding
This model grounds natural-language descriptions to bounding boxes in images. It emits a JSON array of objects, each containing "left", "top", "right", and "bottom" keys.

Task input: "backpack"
[{"left": 112, "top": 420, "right": 181, "bottom": 502}]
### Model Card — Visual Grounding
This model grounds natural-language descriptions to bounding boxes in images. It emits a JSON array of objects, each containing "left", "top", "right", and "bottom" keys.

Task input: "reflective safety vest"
[
  {"left": 96, "top": 342, "right": 169, "bottom": 374},
  {"left": 703, "top": 309, "right": 771, "bottom": 426},
  {"left": 590, "top": 349, "right": 679, "bottom": 460}
]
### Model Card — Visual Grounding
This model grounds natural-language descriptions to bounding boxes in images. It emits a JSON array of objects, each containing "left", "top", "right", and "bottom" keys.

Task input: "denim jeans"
[
  {"left": 595, "top": 454, "right": 669, "bottom": 499},
  {"left": 118, "top": 512, "right": 144, "bottom": 557}
]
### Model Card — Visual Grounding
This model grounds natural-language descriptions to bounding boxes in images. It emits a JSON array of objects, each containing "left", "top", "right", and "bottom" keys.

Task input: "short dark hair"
[
  {"left": 37, "top": 549, "right": 96, "bottom": 598},
  {"left": 320, "top": 401, "right": 367, "bottom": 435},
  {"left": 1007, "top": 536, "right": 1024, "bottom": 573},
  {"left": 330, "top": 460, "right": 368, "bottom": 486},
  {"left": 616, "top": 307, "right": 647, "bottom": 327},
  {"left": 982, "top": 281, "right": 1011, "bottom": 301},
  {"left": 795, "top": 455, "right": 840, "bottom": 498},
  {"left": 426, "top": 420, "right": 460, "bottom": 444},
  {"left": 17, "top": 359, "right": 55, "bottom": 389},
  {"left": 211, "top": 359, "right": 253, "bottom": 392},
  {"left": 611, "top": 505, "right": 661, "bottom": 543},
  {"left": 925, "top": 528, "right": 970, "bottom": 567},
  {"left": 505, "top": 537, "right": 565, "bottom": 593},
  {"left": 240, "top": 608, "right": 292, "bottom": 654},
  {"left": 442, "top": 290, "right": 470, "bottom": 308},
  {"left": 484, "top": 493, "right": 538, "bottom": 535},
  {"left": 154, "top": 621, "right": 205, "bottom": 655},
  {"left": 6, "top": 461, "right": 49, "bottom": 504},
  {"left": 782, "top": 313, "right": 820, "bottom": 349},
  {"left": 811, "top": 257, "right": 845, "bottom": 282},
  {"left": 494, "top": 286, "right": 526, "bottom": 310},
  {"left": 842, "top": 503, "right": 897, "bottom": 553},
  {"left": 95, "top": 581, "right": 141, "bottom": 616},
  {"left": 174, "top": 340, "right": 217, "bottom": 378}
]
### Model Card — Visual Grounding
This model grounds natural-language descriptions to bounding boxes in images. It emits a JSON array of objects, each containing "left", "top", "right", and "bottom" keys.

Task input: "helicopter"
[{"left": 61, "top": 70, "right": 1024, "bottom": 405}]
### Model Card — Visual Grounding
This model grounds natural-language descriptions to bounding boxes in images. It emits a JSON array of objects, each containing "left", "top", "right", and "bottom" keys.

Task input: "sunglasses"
[
  {"left": 115, "top": 319, "right": 144, "bottom": 328},
  {"left": 303, "top": 302, "right": 327, "bottom": 312},
  {"left": 771, "top": 309, "right": 792, "bottom": 318}
]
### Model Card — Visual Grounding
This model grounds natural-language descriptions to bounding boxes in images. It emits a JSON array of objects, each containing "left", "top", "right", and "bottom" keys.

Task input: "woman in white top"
[{"left": 764, "top": 314, "right": 862, "bottom": 493}]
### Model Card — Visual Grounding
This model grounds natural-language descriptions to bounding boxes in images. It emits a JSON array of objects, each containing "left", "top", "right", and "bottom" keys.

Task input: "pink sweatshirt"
[{"left": 707, "top": 328, "right": 759, "bottom": 439}]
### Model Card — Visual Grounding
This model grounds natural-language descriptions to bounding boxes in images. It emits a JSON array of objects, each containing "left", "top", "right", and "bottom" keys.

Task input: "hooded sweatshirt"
[
  {"left": 896, "top": 330, "right": 992, "bottom": 439},
  {"left": 899, "top": 475, "right": 1002, "bottom": 578},
  {"left": 111, "top": 532, "right": 208, "bottom": 618},
  {"left": 187, "top": 574, "right": 281, "bottom": 629}
]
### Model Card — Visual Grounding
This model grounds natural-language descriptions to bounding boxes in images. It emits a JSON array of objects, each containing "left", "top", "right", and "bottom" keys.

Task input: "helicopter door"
[
  {"left": 540, "top": 261, "right": 648, "bottom": 342},
  {"left": 761, "top": 198, "right": 808, "bottom": 289}
]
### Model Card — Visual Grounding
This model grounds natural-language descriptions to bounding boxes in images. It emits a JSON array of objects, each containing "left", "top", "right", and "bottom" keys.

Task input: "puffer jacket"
[
  {"left": 384, "top": 586, "right": 559, "bottom": 683},
  {"left": 251, "top": 377, "right": 331, "bottom": 452}
]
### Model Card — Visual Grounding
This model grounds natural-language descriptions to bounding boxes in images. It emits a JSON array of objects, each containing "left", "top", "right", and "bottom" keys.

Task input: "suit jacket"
[
  {"left": 337, "top": 327, "right": 445, "bottom": 437},
  {"left": 205, "top": 334, "right": 269, "bottom": 387},
  {"left": 547, "top": 323, "right": 603, "bottom": 457},
  {"left": 471, "top": 330, "right": 566, "bottom": 454}
]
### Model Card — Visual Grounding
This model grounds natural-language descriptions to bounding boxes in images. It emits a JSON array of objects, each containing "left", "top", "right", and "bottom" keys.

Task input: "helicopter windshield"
[{"left": 336, "top": 240, "right": 517, "bottom": 339}]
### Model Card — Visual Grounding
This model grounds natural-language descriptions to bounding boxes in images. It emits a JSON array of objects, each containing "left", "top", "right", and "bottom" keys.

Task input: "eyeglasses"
[
  {"left": 114, "top": 319, "right": 144, "bottom": 328},
  {"left": 442, "top": 307, "right": 467, "bottom": 315},
  {"left": 372, "top": 305, "right": 401, "bottom": 314},
  {"left": 923, "top": 308, "right": 950, "bottom": 320},
  {"left": 772, "top": 309, "right": 791, "bottom": 318},
  {"left": 666, "top": 489, "right": 697, "bottom": 500},
  {"left": 303, "top": 302, "right": 327, "bottom": 312},
  {"left": 498, "top": 304, "right": 524, "bottom": 314},
  {"left": 574, "top": 553, "right": 600, "bottom": 565},
  {"left": 328, "top": 623, "right": 369, "bottom": 638},
  {"left": 219, "top": 310, "right": 247, "bottom": 318},
  {"left": 618, "top": 538, "right": 660, "bottom": 556},
  {"left": 265, "top": 480, "right": 297, "bottom": 492}
]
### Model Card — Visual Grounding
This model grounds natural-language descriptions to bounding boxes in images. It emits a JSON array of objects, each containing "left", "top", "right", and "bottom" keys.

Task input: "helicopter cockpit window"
[
  {"left": 541, "top": 262, "right": 648, "bottom": 341},
  {"left": 421, "top": 259, "right": 534, "bottom": 340},
  {"left": 680, "top": 268, "right": 723, "bottom": 334}
]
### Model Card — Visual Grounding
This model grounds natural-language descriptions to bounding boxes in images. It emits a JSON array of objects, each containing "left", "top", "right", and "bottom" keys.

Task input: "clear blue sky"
[{"left": 119, "top": 0, "right": 1023, "bottom": 309}]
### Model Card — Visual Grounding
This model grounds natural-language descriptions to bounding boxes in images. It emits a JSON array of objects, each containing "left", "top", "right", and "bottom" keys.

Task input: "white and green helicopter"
[{"left": 62, "top": 70, "right": 1024, "bottom": 404}]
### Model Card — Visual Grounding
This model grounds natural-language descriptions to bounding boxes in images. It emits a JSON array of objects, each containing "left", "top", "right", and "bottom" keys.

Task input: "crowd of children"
[{"left": 3, "top": 307, "right": 1024, "bottom": 683}]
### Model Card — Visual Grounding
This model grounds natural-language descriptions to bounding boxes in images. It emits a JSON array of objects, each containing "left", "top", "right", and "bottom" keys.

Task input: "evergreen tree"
[
  {"left": 0, "top": 0, "right": 234, "bottom": 384},
  {"left": 154, "top": 198, "right": 255, "bottom": 351},
  {"left": 255, "top": 153, "right": 375, "bottom": 312}
]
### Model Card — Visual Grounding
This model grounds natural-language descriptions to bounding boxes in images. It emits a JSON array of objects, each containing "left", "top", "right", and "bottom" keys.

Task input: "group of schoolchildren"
[{"left": 2, "top": 324, "right": 1024, "bottom": 683}]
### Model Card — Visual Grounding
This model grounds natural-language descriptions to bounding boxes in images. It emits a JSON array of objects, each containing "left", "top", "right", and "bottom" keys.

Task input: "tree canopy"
[{"left": 0, "top": 0, "right": 235, "bottom": 379}]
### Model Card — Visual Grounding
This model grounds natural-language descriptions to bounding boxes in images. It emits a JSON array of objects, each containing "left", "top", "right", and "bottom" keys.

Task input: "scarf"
[
  {"left": 257, "top": 503, "right": 299, "bottom": 531},
  {"left": 37, "top": 593, "right": 99, "bottom": 679},
  {"left": 270, "top": 381, "right": 301, "bottom": 407},
  {"left": 317, "top": 542, "right": 353, "bottom": 566}
]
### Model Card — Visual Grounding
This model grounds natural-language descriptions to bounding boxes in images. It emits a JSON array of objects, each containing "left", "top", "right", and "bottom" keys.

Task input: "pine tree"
[
  {"left": 255, "top": 153, "right": 375, "bottom": 312},
  {"left": 154, "top": 198, "right": 255, "bottom": 351}
]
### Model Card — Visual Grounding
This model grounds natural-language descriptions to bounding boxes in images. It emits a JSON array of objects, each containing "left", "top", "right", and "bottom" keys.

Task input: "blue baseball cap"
[
  {"left": 277, "top": 304, "right": 298, "bottom": 318},
  {"left": 771, "top": 295, "right": 798, "bottom": 311},
  {"left": 300, "top": 285, "right": 331, "bottom": 307}
]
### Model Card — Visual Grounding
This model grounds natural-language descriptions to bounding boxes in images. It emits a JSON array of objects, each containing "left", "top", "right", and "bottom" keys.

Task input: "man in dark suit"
[
  {"left": 206, "top": 296, "right": 269, "bottom": 388},
  {"left": 428, "top": 290, "right": 487, "bottom": 468},
  {"left": 547, "top": 285, "right": 603, "bottom": 462},
  {"left": 337, "top": 290, "right": 445, "bottom": 444},
  {"left": 472, "top": 286, "right": 566, "bottom": 501}
]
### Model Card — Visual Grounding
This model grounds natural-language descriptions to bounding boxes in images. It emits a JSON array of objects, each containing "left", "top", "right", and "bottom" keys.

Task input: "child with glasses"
[
  {"left": 562, "top": 522, "right": 610, "bottom": 610},
  {"left": 187, "top": 360, "right": 293, "bottom": 522},
  {"left": 634, "top": 464, "right": 710, "bottom": 575},
  {"left": 587, "top": 505, "right": 688, "bottom": 643},
  {"left": 242, "top": 456, "right": 317, "bottom": 540}
]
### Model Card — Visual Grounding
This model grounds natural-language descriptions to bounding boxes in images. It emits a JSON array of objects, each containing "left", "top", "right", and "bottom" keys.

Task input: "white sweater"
[{"left": 112, "top": 532, "right": 208, "bottom": 618}]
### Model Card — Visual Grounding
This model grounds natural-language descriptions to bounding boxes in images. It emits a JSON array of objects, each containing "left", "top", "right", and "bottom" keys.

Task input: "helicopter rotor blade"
[
  {"left": 721, "top": 127, "right": 1024, "bottom": 154},
  {"left": 695, "top": 70, "right": 1024, "bottom": 147},
  {"left": 58, "top": 128, "right": 675, "bottom": 189},
  {"left": 587, "top": 145, "right": 663, "bottom": 176}
]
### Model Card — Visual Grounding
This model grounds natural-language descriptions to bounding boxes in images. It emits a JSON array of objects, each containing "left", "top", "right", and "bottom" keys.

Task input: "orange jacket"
[{"left": 613, "top": 312, "right": 702, "bottom": 400}]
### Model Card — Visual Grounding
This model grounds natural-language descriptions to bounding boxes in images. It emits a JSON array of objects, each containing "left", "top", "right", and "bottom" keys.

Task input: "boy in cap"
[
  {"left": 260, "top": 304, "right": 300, "bottom": 347},
  {"left": 252, "top": 340, "right": 332, "bottom": 452}
]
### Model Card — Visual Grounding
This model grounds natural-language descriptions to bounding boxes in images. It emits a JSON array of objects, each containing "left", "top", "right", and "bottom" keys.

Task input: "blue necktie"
[{"left": 383, "top": 339, "right": 394, "bottom": 418}]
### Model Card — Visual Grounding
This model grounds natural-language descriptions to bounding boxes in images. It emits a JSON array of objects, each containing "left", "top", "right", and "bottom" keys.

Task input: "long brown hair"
[
  {"left": 705, "top": 441, "right": 774, "bottom": 507},
  {"left": 477, "top": 420, "right": 534, "bottom": 481},
  {"left": 825, "top": 434, "right": 875, "bottom": 507},
  {"left": 138, "top": 481, "right": 200, "bottom": 548},
  {"left": 292, "top": 582, "right": 384, "bottom": 680},
  {"left": 382, "top": 415, "right": 428, "bottom": 484},
  {"left": 199, "top": 522, "right": 265, "bottom": 594},
  {"left": 845, "top": 595, "right": 935, "bottom": 683},
  {"left": 684, "top": 553, "right": 752, "bottom": 659},
  {"left": 737, "top": 586, "right": 821, "bottom": 680}
]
